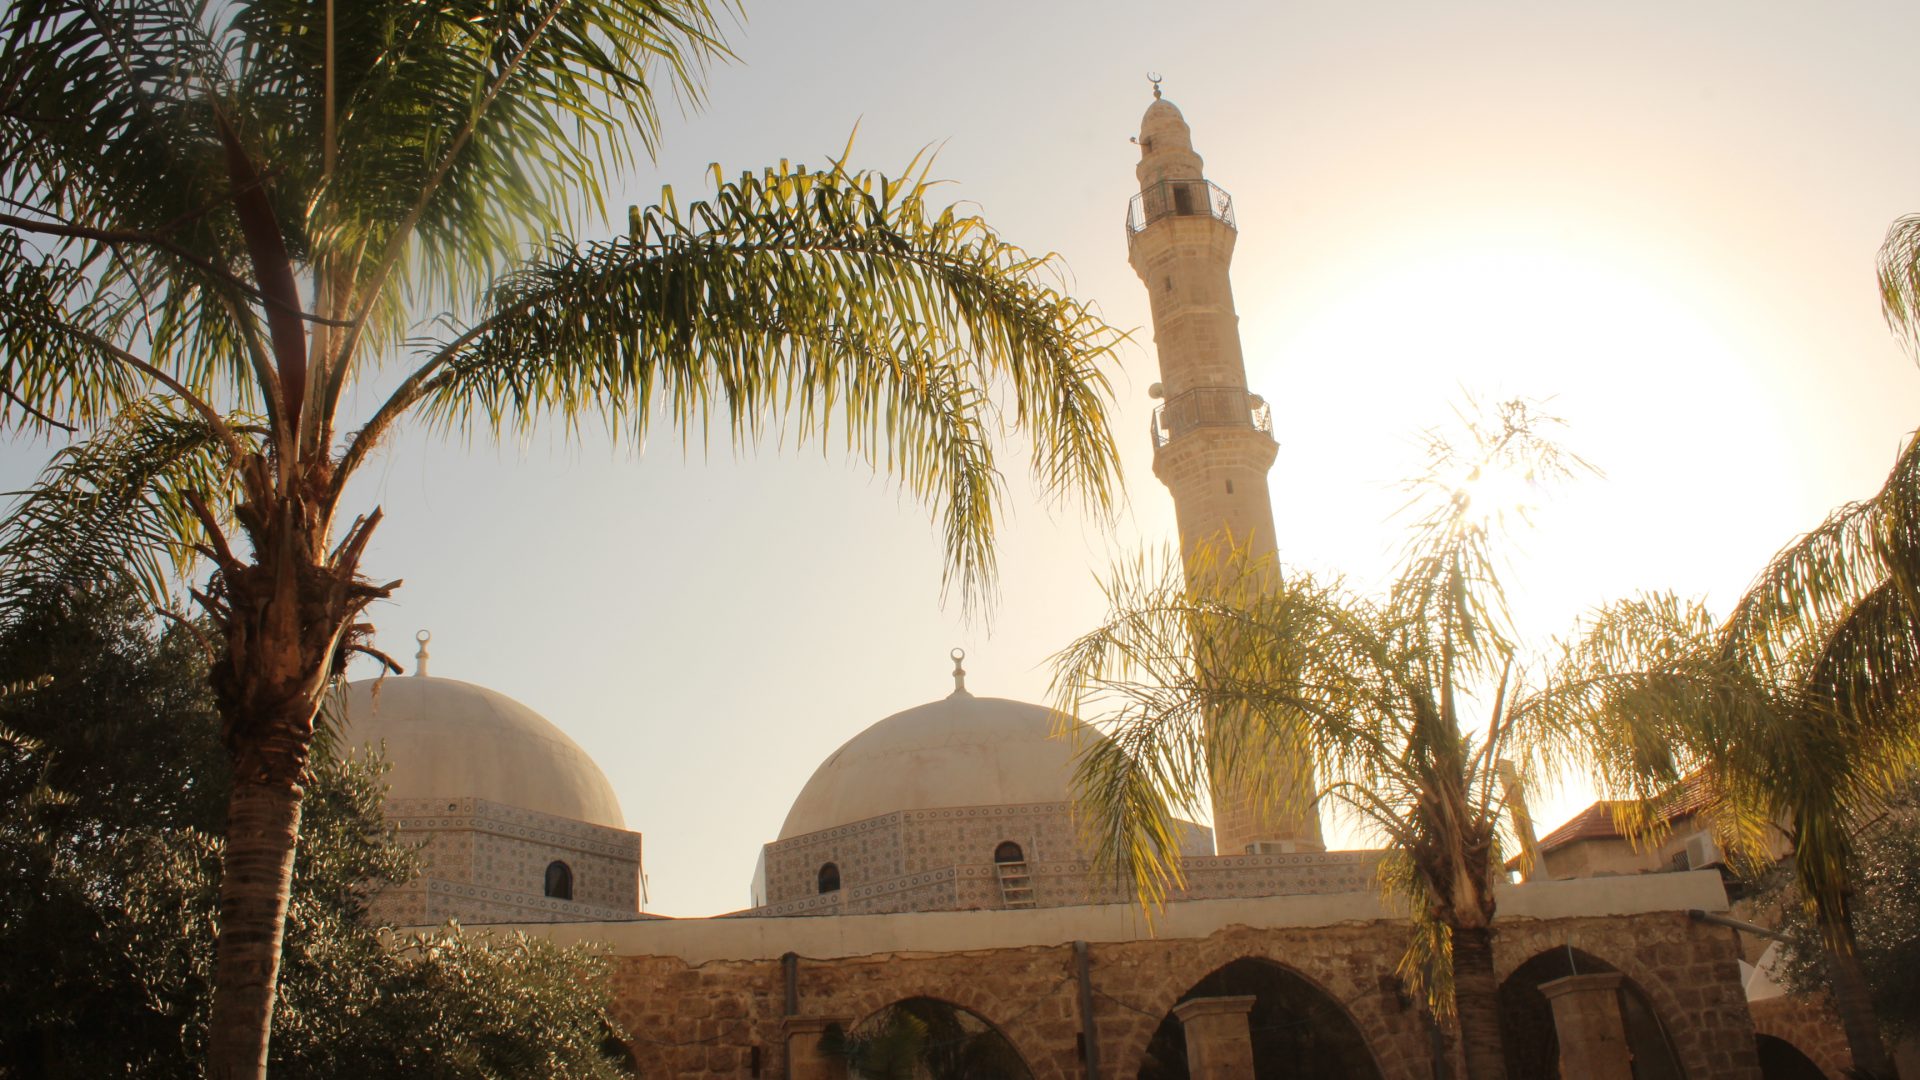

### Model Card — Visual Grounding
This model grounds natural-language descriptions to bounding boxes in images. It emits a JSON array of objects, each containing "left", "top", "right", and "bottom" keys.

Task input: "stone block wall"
[{"left": 601, "top": 909, "right": 1759, "bottom": 1080}]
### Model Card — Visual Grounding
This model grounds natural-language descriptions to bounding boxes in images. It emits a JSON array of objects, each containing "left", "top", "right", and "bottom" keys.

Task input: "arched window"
[
  {"left": 993, "top": 840, "right": 1025, "bottom": 864},
  {"left": 818, "top": 862, "right": 841, "bottom": 893},
  {"left": 544, "top": 860, "right": 573, "bottom": 900}
]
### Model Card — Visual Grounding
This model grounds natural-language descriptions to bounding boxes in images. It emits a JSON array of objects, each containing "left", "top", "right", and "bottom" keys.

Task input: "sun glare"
[{"left": 1453, "top": 458, "right": 1542, "bottom": 530}]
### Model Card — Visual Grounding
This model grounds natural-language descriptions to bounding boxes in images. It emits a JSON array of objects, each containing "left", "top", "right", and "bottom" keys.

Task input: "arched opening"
[
  {"left": 1137, "top": 958, "right": 1381, "bottom": 1079},
  {"left": 994, "top": 840, "right": 1025, "bottom": 864},
  {"left": 818, "top": 862, "right": 841, "bottom": 894},
  {"left": 826, "top": 997, "right": 1032, "bottom": 1079},
  {"left": 544, "top": 860, "right": 573, "bottom": 900},
  {"left": 1498, "top": 948, "right": 1684, "bottom": 1080},
  {"left": 1754, "top": 1035, "right": 1827, "bottom": 1080}
]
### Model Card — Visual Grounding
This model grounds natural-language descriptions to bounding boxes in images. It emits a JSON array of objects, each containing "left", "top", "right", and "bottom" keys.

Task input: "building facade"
[{"left": 341, "top": 94, "right": 1853, "bottom": 1078}]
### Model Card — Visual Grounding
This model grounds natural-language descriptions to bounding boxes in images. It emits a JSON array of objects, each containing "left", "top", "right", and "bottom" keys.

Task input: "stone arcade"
[{"left": 340, "top": 94, "right": 1840, "bottom": 1078}]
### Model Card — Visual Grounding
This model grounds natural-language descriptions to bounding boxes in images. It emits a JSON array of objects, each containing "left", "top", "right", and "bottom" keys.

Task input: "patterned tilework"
[
  {"left": 752, "top": 799, "right": 1379, "bottom": 917},
  {"left": 370, "top": 796, "right": 644, "bottom": 925}
]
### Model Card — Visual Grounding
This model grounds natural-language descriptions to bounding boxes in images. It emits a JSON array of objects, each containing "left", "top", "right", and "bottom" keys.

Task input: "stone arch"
[
  {"left": 838, "top": 995, "right": 1035, "bottom": 1078},
  {"left": 1753, "top": 1034, "right": 1831, "bottom": 1080},
  {"left": 1497, "top": 946, "right": 1685, "bottom": 1079},
  {"left": 830, "top": 975, "right": 1063, "bottom": 1077},
  {"left": 1493, "top": 919, "right": 1719, "bottom": 1074},
  {"left": 1130, "top": 956, "right": 1385, "bottom": 1079},
  {"left": 1749, "top": 1007, "right": 1850, "bottom": 1080},
  {"left": 1100, "top": 932, "right": 1424, "bottom": 1080}
]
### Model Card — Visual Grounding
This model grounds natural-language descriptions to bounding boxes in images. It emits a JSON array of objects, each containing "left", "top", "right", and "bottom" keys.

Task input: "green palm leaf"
[
  {"left": 350, "top": 159, "right": 1120, "bottom": 607},
  {"left": 0, "top": 398, "right": 253, "bottom": 613}
]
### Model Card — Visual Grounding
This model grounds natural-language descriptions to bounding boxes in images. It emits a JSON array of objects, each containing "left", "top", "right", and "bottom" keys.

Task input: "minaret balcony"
[
  {"left": 1126, "top": 179, "right": 1236, "bottom": 243},
  {"left": 1150, "top": 387, "right": 1273, "bottom": 450}
]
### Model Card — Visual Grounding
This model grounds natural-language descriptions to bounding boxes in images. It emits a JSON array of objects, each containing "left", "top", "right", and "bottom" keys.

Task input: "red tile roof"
[
  {"left": 1535, "top": 801, "right": 1621, "bottom": 851},
  {"left": 1529, "top": 772, "right": 1713, "bottom": 855}
]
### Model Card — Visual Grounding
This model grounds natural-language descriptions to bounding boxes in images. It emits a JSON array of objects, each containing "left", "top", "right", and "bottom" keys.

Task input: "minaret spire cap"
[
  {"left": 414, "top": 630, "right": 431, "bottom": 677},
  {"left": 949, "top": 648, "right": 971, "bottom": 697}
]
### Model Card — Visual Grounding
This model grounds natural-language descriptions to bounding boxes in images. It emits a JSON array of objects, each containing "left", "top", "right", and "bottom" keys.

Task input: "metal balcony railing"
[
  {"left": 1150, "top": 387, "right": 1273, "bottom": 449},
  {"left": 1126, "top": 179, "right": 1236, "bottom": 239}
]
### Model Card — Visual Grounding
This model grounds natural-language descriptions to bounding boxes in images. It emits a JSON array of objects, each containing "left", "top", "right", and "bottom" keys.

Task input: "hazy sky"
[{"left": 11, "top": 2, "right": 1920, "bottom": 916}]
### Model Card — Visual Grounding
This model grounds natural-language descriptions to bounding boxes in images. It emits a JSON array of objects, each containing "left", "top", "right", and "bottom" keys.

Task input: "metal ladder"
[{"left": 996, "top": 860, "right": 1036, "bottom": 909}]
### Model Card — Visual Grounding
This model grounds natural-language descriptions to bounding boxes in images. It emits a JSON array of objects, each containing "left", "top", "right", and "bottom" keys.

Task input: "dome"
[
  {"left": 338, "top": 676, "right": 625, "bottom": 829},
  {"left": 1139, "top": 96, "right": 1193, "bottom": 151},
  {"left": 778, "top": 688, "right": 1091, "bottom": 840}
]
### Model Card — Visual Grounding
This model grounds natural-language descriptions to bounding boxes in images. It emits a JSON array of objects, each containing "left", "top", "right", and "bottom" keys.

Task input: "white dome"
[
  {"left": 339, "top": 676, "right": 625, "bottom": 830},
  {"left": 778, "top": 689, "right": 1090, "bottom": 840}
]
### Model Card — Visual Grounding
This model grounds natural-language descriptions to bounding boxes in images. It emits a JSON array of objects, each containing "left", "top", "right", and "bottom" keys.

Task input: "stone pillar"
[
  {"left": 1173, "top": 994, "right": 1258, "bottom": 1079},
  {"left": 782, "top": 1015, "right": 848, "bottom": 1080},
  {"left": 1540, "top": 972, "right": 1633, "bottom": 1080}
]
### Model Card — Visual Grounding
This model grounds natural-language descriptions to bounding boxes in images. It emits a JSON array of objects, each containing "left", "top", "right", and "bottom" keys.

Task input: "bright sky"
[{"left": 11, "top": 2, "right": 1920, "bottom": 917}]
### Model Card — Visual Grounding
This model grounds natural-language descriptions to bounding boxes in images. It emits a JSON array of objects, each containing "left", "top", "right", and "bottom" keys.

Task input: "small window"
[
  {"left": 818, "top": 862, "right": 841, "bottom": 893},
  {"left": 544, "top": 860, "right": 573, "bottom": 900},
  {"left": 1225, "top": 479, "right": 1235, "bottom": 494},
  {"left": 1172, "top": 183, "right": 1195, "bottom": 216},
  {"left": 994, "top": 841, "right": 1025, "bottom": 864}
]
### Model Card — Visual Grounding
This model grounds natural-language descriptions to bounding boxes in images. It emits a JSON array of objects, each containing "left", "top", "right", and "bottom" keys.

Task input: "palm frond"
[
  {"left": 0, "top": 398, "right": 253, "bottom": 617},
  {"left": 1878, "top": 214, "right": 1920, "bottom": 354},
  {"left": 1723, "top": 430, "right": 1920, "bottom": 682},
  {"left": 0, "top": 231, "right": 147, "bottom": 428},
  {"left": 283, "top": 0, "right": 729, "bottom": 341},
  {"left": 1394, "top": 397, "right": 1595, "bottom": 685},
  {"left": 381, "top": 159, "right": 1122, "bottom": 608}
]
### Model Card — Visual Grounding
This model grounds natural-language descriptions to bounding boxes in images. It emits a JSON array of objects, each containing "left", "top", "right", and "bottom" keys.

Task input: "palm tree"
[
  {"left": 0, "top": 4, "right": 1123, "bottom": 1077},
  {"left": 1548, "top": 435, "right": 1920, "bottom": 1080},
  {"left": 1051, "top": 400, "right": 1590, "bottom": 1080}
]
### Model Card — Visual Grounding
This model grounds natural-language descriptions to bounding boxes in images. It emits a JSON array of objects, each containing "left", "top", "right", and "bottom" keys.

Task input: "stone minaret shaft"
[{"left": 1127, "top": 93, "right": 1324, "bottom": 855}]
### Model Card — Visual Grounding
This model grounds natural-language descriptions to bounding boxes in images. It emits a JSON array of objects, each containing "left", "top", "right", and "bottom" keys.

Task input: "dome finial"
[
  {"left": 414, "top": 630, "right": 431, "bottom": 677},
  {"left": 949, "top": 648, "right": 969, "bottom": 697},
  {"left": 1148, "top": 71, "right": 1162, "bottom": 100}
]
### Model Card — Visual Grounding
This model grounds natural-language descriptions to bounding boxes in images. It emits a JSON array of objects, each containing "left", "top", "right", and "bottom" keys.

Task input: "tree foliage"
[
  {"left": 1545, "top": 430, "right": 1920, "bottom": 1079},
  {"left": 0, "top": 586, "right": 627, "bottom": 1079},
  {"left": 1052, "top": 399, "right": 1593, "bottom": 1080},
  {"left": 0, "top": 1, "right": 1122, "bottom": 1069},
  {"left": 1765, "top": 780, "right": 1920, "bottom": 1042}
]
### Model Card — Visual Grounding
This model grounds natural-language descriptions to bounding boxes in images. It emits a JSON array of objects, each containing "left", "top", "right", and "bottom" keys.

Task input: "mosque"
[{"left": 340, "top": 94, "right": 1849, "bottom": 1079}]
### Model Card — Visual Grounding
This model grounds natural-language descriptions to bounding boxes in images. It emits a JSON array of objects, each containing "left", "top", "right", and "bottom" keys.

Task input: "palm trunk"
[
  {"left": 1826, "top": 930, "right": 1897, "bottom": 1080},
  {"left": 1452, "top": 925, "right": 1508, "bottom": 1080},
  {"left": 205, "top": 773, "right": 305, "bottom": 1080},
  {"left": 191, "top": 467, "right": 391, "bottom": 1078}
]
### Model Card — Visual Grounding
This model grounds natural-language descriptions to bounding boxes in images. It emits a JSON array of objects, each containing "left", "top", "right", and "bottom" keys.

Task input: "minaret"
[{"left": 1127, "top": 85, "right": 1324, "bottom": 855}]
